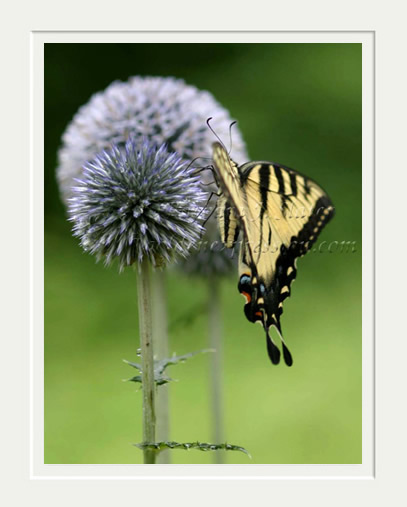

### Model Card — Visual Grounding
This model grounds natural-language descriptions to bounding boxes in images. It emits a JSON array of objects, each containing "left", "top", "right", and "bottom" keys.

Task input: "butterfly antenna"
[
  {"left": 228, "top": 120, "right": 237, "bottom": 156},
  {"left": 206, "top": 117, "right": 228, "bottom": 151}
]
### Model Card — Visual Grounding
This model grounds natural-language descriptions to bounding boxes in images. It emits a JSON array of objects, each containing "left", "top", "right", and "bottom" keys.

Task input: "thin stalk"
[
  {"left": 208, "top": 275, "right": 224, "bottom": 464},
  {"left": 137, "top": 257, "right": 156, "bottom": 464},
  {"left": 152, "top": 269, "right": 171, "bottom": 464}
]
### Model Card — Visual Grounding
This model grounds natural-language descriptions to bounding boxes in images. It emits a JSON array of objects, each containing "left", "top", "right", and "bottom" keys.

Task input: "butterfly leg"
[
  {"left": 201, "top": 181, "right": 218, "bottom": 187},
  {"left": 201, "top": 201, "right": 218, "bottom": 228},
  {"left": 195, "top": 191, "right": 220, "bottom": 225},
  {"left": 193, "top": 164, "right": 214, "bottom": 176}
]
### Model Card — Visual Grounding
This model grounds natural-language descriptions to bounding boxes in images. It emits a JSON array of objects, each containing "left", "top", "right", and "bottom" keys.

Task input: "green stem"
[
  {"left": 208, "top": 275, "right": 224, "bottom": 464},
  {"left": 137, "top": 257, "right": 156, "bottom": 464},
  {"left": 152, "top": 269, "right": 171, "bottom": 464}
]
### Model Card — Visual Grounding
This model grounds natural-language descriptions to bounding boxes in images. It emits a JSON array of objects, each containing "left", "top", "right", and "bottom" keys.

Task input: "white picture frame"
[
  {"left": 31, "top": 29, "right": 373, "bottom": 480},
  {"left": 2, "top": 1, "right": 406, "bottom": 504}
]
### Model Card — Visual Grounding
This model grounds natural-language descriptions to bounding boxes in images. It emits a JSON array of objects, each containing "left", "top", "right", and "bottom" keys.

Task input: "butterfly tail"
[
  {"left": 274, "top": 321, "right": 293, "bottom": 367},
  {"left": 265, "top": 327, "right": 281, "bottom": 365},
  {"left": 282, "top": 342, "right": 293, "bottom": 367}
]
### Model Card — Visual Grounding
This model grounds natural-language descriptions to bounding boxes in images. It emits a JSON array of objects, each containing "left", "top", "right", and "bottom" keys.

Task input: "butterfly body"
[{"left": 212, "top": 142, "right": 335, "bottom": 366}]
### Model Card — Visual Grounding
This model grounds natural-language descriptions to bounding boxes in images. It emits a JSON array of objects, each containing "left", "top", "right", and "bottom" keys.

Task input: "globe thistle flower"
[
  {"left": 57, "top": 75, "right": 249, "bottom": 276},
  {"left": 57, "top": 76, "right": 248, "bottom": 203},
  {"left": 69, "top": 137, "right": 207, "bottom": 269}
]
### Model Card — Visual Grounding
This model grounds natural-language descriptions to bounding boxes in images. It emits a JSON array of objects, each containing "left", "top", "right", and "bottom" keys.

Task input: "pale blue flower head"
[
  {"left": 69, "top": 138, "right": 207, "bottom": 269},
  {"left": 57, "top": 76, "right": 249, "bottom": 273},
  {"left": 57, "top": 76, "right": 248, "bottom": 202}
]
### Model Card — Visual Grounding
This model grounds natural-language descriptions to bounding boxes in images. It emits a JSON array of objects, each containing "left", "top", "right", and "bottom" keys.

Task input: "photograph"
[{"left": 44, "top": 42, "right": 362, "bottom": 465}]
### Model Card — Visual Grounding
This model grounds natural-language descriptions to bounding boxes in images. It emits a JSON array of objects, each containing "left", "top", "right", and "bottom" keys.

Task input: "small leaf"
[
  {"left": 123, "top": 349, "right": 214, "bottom": 387},
  {"left": 154, "top": 349, "right": 214, "bottom": 376},
  {"left": 134, "top": 441, "right": 251, "bottom": 458},
  {"left": 123, "top": 359, "right": 142, "bottom": 370},
  {"left": 124, "top": 374, "right": 173, "bottom": 386}
]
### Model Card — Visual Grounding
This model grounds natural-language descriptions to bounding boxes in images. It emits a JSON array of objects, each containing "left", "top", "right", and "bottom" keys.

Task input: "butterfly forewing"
[{"left": 212, "top": 142, "right": 256, "bottom": 265}]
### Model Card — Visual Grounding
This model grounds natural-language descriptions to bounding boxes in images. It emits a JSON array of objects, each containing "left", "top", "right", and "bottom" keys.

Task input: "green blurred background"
[{"left": 45, "top": 43, "right": 361, "bottom": 464}]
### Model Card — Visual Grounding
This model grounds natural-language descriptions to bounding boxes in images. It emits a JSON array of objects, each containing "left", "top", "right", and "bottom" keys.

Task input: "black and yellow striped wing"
[
  {"left": 212, "top": 141, "right": 253, "bottom": 256},
  {"left": 216, "top": 194, "right": 240, "bottom": 249},
  {"left": 240, "top": 161, "right": 335, "bottom": 364},
  {"left": 212, "top": 142, "right": 335, "bottom": 366}
]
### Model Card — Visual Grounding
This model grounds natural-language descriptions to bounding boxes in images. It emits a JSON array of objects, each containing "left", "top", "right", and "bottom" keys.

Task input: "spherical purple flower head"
[
  {"left": 57, "top": 76, "right": 249, "bottom": 275},
  {"left": 69, "top": 138, "right": 207, "bottom": 269},
  {"left": 57, "top": 76, "right": 248, "bottom": 203}
]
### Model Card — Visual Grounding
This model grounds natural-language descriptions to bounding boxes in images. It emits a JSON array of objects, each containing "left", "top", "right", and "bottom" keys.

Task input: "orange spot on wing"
[
  {"left": 241, "top": 291, "right": 251, "bottom": 303},
  {"left": 255, "top": 311, "right": 262, "bottom": 317}
]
